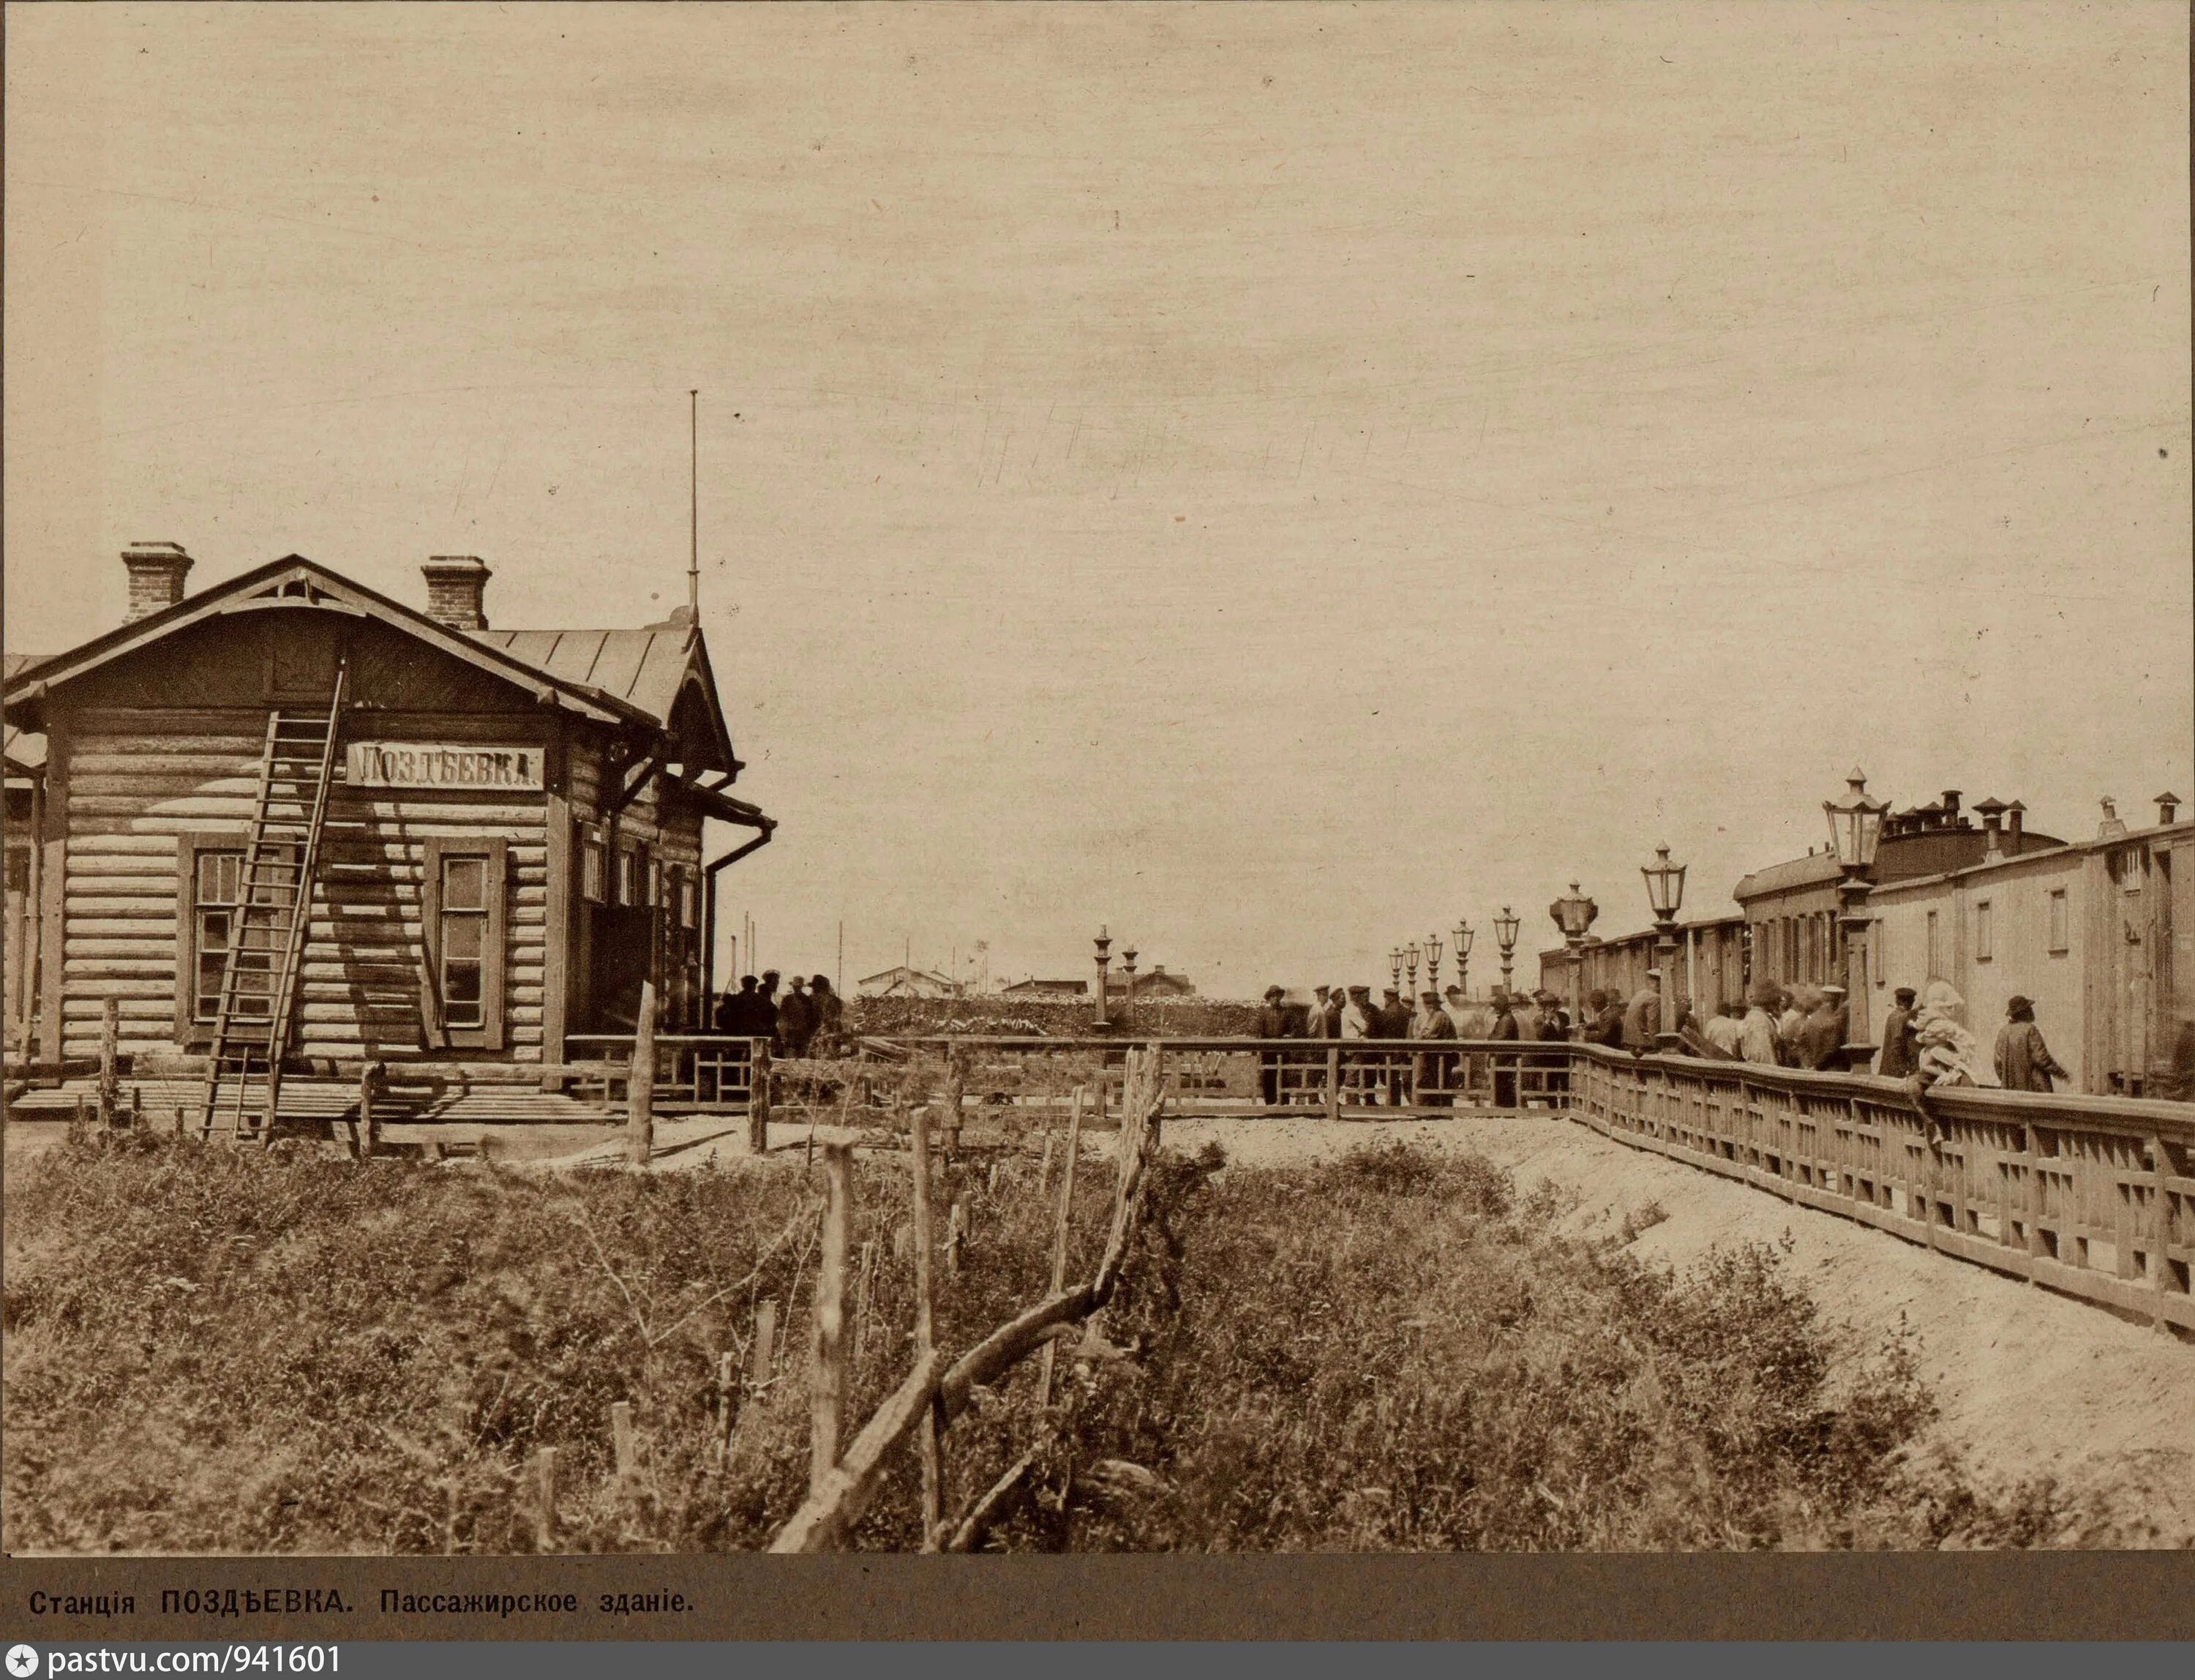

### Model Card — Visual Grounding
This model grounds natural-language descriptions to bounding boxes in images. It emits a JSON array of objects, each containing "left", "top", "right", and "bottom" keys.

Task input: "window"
[
  {"left": 648, "top": 857, "right": 664, "bottom": 911},
  {"left": 678, "top": 869, "right": 697, "bottom": 931},
  {"left": 192, "top": 849, "right": 246, "bottom": 1022},
  {"left": 4, "top": 844, "right": 29, "bottom": 898},
  {"left": 581, "top": 825, "right": 605, "bottom": 903},
  {"left": 616, "top": 844, "right": 642, "bottom": 908},
  {"left": 421, "top": 836, "right": 508, "bottom": 1049},
  {"left": 2048, "top": 889, "right": 2069, "bottom": 954},
  {"left": 1975, "top": 900, "right": 1993, "bottom": 963},
  {"left": 437, "top": 855, "right": 489, "bottom": 1029}
]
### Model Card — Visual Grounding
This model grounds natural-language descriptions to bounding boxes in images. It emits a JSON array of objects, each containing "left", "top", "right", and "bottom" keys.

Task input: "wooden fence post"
[
  {"left": 946, "top": 1197, "right": 968, "bottom": 1276},
  {"left": 748, "top": 1042, "right": 772, "bottom": 1155},
  {"left": 854, "top": 1238, "right": 877, "bottom": 1366},
  {"left": 809, "top": 1139, "right": 853, "bottom": 1493},
  {"left": 908, "top": 1095, "right": 943, "bottom": 1550},
  {"left": 942, "top": 1050, "right": 964, "bottom": 1158},
  {"left": 611, "top": 1400, "right": 637, "bottom": 1490},
  {"left": 1038, "top": 1130, "right": 1056, "bottom": 1201},
  {"left": 750, "top": 1297, "right": 779, "bottom": 1387},
  {"left": 130, "top": 1085, "right": 143, "bottom": 1130},
  {"left": 96, "top": 998, "right": 119, "bottom": 1128},
  {"left": 173, "top": 1106, "right": 186, "bottom": 1139},
  {"left": 1038, "top": 1084, "right": 1087, "bottom": 1407},
  {"left": 357, "top": 1061, "right": 379, "bottom": 1160},
  {"left": 716, "top": 1350, "right": 740, "bottom": 1461},
  {"left": 530, "top": 1447, "right": 558, "bottom": 1551},
  {"left": 629, "top": 980, "right": 656, "bottom": 1167},
  {"left": 1326, "top": 1046, "right": 1342, "bottom": 1122}
]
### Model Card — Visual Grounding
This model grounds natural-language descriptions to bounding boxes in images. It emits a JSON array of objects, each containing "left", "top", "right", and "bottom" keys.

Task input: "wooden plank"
[
  {"left": 37, "top": 714, "right": 70, "bottom": 1064},
  {"left": 541, "top": 722, "right": 572, "bottom": 1094}
]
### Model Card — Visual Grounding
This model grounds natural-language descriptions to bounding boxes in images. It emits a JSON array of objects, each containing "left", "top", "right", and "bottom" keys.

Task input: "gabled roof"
[
  {"left": 2, "top": 555, "right": 740, "bottom": 774},
  {"left": 1732, "top": 850, "right": 1845, "bottom": 901}
]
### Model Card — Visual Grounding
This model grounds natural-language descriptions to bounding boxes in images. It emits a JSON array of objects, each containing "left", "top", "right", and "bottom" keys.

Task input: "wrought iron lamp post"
[
  {"left": 1549, "top": 882, "right": 1599, "bottom": 1040},
  {"left": 1454, "top": 921, "right": 1474, "bottom": 1000},
  {"left": 1493, "top": 907, "right": 1520, "bottom": 997},
  {"left": 1425, "top": 933, "right": 1444, "bottom": 994},
  {"left": 1641, "top": 845, "right": 1686, "bottom": 1051},
  {"left": 1825, "top": 767, "right": 1890, "bottom": 1061},
  {"left": 1389, "top": 947, "right": 1403, "bottom": 996},
  {"left": 1405, "top": 943, "right": 1420, "bottom": 999},
  {"left": 1120, "top": 945, "right": 1138, "bottom": 1034},
  {"left": 1092, "top": 927, "right": 1111, "bottom": 1030}
]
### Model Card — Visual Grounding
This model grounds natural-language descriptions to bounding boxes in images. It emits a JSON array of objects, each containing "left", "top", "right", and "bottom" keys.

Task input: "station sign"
[{"left": 345, "top": 741, "right": 544, "bottom": 791}]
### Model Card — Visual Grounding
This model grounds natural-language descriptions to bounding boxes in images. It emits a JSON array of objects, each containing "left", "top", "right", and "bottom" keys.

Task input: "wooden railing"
[
  {"left": 875, "top": 1034, "right": 1569, "bottom": 1120},
  {"left": 563, "top": 1033, "right": 768, "bottom": 1113},
  {"left": 1568, "top": 1046, "right": 2195, "bottom": 1335}
]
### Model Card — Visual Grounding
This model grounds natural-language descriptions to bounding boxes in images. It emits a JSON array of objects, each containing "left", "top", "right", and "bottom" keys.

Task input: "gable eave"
[{"left": 1, "top": 555, "right": 650, "bottom": 731}]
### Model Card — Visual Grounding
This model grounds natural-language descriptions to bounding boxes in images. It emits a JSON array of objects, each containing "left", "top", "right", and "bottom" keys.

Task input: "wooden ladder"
[{"left": 198, "top": 662, "right": 349, "bottom": 1143}]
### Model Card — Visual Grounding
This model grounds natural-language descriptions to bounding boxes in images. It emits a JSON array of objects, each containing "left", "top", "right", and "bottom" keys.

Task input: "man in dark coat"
[
  {"left": 1877, "top": 987, "right": 1920, "bottom": 1079},
  {"left": 776, "top": 976, "right": 814, "bottom": 1058},
  {"left": 1411, "top": 989, "right": 1457, "bottom": 1106},
  {"left": 716, "top": 973, "right": 762, "bottom": 1035},
  {"left": 1800, "top": 984, "right": 1852, "bottom": 1073},
  {"left": 808, "top": 975, "right": 844, "bottom": 1055},
  {"left": 1487, "top": 989, "right": 1523, "bottom": 1107},
  {"left": 1588, "top": 990, "right": 1626, "bottom": 1049},
  {"left": 1376, "top": 986, "right": 1411, "bottom": 1103},
  {"left": 1994, "top": 997, "right": 2070, "bottom": 1092},
  {"left": 1255, "top": 985, "right": 1293, "bottom": 1109}
]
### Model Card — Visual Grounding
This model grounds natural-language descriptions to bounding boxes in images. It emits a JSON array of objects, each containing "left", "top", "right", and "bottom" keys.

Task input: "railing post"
[
  {"left": 748, "top": 1040, "right": 772, "bottom": 1155},
  {"left": 358, "top": 1060, "right": 380, "bottom": 1160},
  {"left": 1325, "top": 1046, "right": 1341, "bottom": 1122},
  {"left": 629, "top": 980, "right": 656, "bottom": 1168},
  {"left": 2149, "top": 1130, "right": 2172, "bottom": 1332},
  {"left": 96, "top": 998, "right": 119, "bottom": 1128}
]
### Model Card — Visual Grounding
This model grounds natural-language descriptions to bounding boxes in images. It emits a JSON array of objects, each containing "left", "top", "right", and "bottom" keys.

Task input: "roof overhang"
[{"left": 2, "top": 555, "right": 656, "bottom": 733}]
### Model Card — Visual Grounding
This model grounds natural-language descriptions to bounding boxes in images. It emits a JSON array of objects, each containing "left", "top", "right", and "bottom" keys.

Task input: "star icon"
[{"left": 7, "top": 1646, "right": 39, "bottom": 1679}]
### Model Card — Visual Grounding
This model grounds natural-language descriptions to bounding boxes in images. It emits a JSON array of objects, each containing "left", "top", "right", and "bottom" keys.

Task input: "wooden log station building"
[{"left": 2, "top": 544, "right": 774, "bottom": 1134}]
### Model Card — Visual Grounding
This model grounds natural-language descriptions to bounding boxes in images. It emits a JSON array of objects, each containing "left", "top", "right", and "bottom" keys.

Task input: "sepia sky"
[{"left": 7, "top": 2, "right": 2190, "bottom": 995}]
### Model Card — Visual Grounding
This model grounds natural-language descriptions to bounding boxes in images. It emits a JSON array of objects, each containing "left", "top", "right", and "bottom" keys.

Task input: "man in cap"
[
  {"left": 1341, "top": 985, "right": 1380, "bottom": 1106},
  {"left": 1994, "top": 996, "right": 2070, "bottom": 1092},
  {"left": 1255, "top": 985, "right": 1293, "bottom": 1109},
  {"left": 1486, "top": 987, "right": 1523, "bottom": 1106},
  {"left": 1411, "top": 987, "right": 1457, "bottom": 1106},
  {"left": 776, "top": 975, "right": 814, "bottom": 1059},
  {"left": 1621, "top": 977, "right": 1663, "bottom": 1054},
  {"left": 1376, "top": 986, "right": 1411, "bottom": 1104},
  {"left": 1877, "top": 986, "right": 1920, "bottom": 1079},
  {"left": 1800, "top": 983, "right": 1852, "bottom": 1072},
  {"left": 1587, "top": 989, "right": 1626, "bottom": 1049}
]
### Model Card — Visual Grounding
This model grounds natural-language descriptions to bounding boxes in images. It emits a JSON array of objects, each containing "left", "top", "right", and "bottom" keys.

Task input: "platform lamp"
[
  {"left": 1493, "top": 906, "right": 1520, "bottom": 998},
  {"left": 1550, "top": 882, "right": 1599, "bottom": 1040},
  {"left": 1120, "top": 945, "right": 1138, "bottom": 1034},
  {"left": 1092, "top": 926, "right": 1111, "bottom": 1030},
  {"left": 1425, "top": 932, "right": 1444, "bottom": 994},
  {"left": 1825, "top": 766, "right": 1891, "bottom": 1060},
  {"left": 1641, "top": 845, "right": 1686, "bottom": 1051},
  {"left": 1389, "top": 947, "right": 1404, "bottom": 996},
  {"left": 1405, "top": 943, "right": 1420, "bottom": 1000},
  {"left": 1454, "top": 920, "right": 1474, "bottom": 999}
]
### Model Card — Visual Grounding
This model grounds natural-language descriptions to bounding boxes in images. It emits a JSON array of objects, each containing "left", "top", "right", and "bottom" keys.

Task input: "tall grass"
[{"left": 4, "top": 1131, "right": 2062, "bottom": 1552}]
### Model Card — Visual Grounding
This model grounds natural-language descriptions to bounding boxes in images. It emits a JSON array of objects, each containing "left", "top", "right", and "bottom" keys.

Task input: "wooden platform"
[{"left": 7, "top": 1075, "right": 625, "bottom": 1128}]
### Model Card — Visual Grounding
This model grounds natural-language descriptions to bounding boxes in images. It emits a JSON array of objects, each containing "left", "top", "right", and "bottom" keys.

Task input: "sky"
[{"left": 6, "top": 2, "right": 2190, "bottom": 996}]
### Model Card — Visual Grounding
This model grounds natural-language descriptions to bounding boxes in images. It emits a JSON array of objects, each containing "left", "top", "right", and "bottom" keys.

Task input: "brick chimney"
[
  {"left": 421, "top": 556, "right": 491, "bottom": 630},
  {"left": 121, "top": 541, "right": 194, "bottom": 623},
  {"left": 1973, "top": 797, "right": 2006, "bottom": 859},
  {"left": 2005, "top": 800, "right": 2026, "bottom": 847}
]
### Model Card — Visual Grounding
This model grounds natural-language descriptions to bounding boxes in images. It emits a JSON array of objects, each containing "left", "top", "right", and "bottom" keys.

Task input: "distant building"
[
  {"left": 999, "top": 978, "right": 1089, "bottom": 997},
  {"left": 1736, "top": 790, "right": 2063, "bottom": 992},
  {"left": 1127, "top": 964, "right": 1195, "bottom": 998},
  {"left": 857, "top": 964, "right": 961, "bottom": 999}
]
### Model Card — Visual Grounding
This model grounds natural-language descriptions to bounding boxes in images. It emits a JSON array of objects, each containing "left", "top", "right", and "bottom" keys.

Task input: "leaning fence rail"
[{"left": 767, "top": 1046, "right": 1170, "bottom": 1553}]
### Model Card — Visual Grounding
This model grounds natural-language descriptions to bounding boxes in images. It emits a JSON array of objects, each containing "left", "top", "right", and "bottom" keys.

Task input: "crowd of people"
[
  {"left": 1242, "top": 971, "right": 2084, "bottom": 1103},
  {"left": 708, "top": 970, "right": 845, "bottom": 1059}
]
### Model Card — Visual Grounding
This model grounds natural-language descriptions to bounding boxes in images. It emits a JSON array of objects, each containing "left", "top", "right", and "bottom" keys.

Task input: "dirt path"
[{"left": 1163, "top": 1111, "right": 2195, "bottom": 1545}]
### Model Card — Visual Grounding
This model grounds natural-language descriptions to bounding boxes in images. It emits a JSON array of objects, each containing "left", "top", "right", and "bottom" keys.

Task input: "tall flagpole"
[{"left": 688, "top": 390, "right": 699, "bottom": 617}]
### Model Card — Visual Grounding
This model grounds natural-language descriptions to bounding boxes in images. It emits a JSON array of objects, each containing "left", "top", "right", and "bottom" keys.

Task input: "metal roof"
[{"left": 468, "top": 628, "right": 697, "bottom": 731}]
